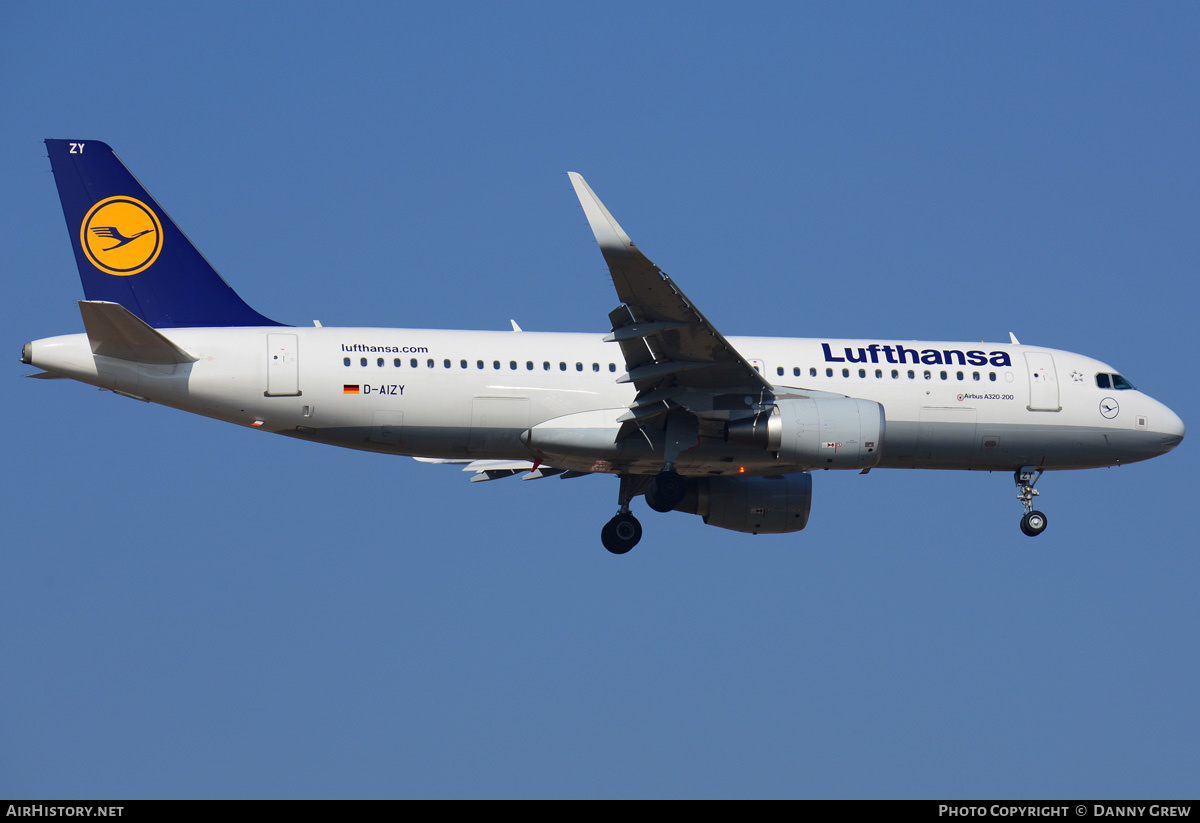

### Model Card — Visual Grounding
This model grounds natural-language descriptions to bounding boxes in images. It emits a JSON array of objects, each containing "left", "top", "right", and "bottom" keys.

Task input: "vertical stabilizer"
[{"left": 45, "top": 139, "right": 283, "bottom": 329}]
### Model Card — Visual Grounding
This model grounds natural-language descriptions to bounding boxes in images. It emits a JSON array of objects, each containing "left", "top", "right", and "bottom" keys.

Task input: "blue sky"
[{"left": 3, "top": 2, "right": 1197, "bottom": 799}]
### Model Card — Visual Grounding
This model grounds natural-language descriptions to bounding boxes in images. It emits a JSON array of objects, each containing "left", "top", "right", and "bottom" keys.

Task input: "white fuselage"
[{"left": 27, "top": 326, "right": 1185, "bottom": 476}]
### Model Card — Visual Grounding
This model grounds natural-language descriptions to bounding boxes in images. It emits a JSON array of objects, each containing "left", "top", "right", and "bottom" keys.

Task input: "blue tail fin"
[{"left": 45, "top": 139, "right": 283, "bottom": 328}]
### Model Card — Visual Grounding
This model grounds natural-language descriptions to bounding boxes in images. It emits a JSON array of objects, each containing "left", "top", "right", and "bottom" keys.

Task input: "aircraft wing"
[
  {"left": 568, "top": 173, "right": 773, "bottom": 431},
  {"left": 412, "top": 457, "right": 584, "bottom": 482}
]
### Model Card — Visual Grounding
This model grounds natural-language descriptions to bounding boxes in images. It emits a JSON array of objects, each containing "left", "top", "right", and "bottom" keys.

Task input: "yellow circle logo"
[{"left": 80, "top": 196, "right": 163, "bottom": 276}]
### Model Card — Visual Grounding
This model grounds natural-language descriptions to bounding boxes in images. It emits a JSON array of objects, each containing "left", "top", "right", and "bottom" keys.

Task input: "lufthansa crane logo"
[{"left": 80, "top": 196, "right": 163, "bottom": 276}]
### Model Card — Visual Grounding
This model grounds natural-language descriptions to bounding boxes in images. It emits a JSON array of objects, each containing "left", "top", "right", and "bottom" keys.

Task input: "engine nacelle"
[
  {"left": 674, "top": 474, "right": 813, "bottom": 534},
  {"left": 726, "top": 397, "right": 884, "bottom": 470}
]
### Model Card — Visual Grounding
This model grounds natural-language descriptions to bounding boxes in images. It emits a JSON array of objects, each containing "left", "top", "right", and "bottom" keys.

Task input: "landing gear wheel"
[
  {"left": 647, "top": 470, "right": 686, "bottom": 512},
  {"left": 1020, "top": 510, "right": 1048, "bottom": 537},
  {"left": 601, "top": 512, "right": 642, "bottom": 554},
  {"left": 645, "top": 492, "right": 675, "bottom": 513},
  {"left": 1014, "top": 467, "right": 1048, "bottom": 538}
]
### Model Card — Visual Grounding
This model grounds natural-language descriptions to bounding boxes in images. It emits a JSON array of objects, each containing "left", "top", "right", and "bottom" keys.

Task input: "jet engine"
[
  {"left": 669, "top": 474, "right": 813, "bottom": 534},
  {"left": 725, "top": 397, "right": 885, "bottom": 470}
]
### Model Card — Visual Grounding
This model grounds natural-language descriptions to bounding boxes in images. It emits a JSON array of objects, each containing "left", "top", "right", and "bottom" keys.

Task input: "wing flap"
[{"left": 415, "top": 457, "right": 578, "bottom": 483}]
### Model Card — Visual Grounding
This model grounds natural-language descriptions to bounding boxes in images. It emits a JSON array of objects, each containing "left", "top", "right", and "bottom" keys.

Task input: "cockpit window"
[{"left": 1097, "top": 372, "right": 1134, "bottom": 390}]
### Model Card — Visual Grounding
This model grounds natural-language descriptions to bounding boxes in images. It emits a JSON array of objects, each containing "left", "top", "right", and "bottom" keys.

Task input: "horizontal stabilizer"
[{"left": 78, "top": 301, "right": 198, "bottom": 364}]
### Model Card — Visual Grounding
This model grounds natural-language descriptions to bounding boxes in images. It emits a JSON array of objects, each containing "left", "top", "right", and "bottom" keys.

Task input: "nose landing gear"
[{"left": 1015, "top": 467, "right": 1048, "bottom": 537}]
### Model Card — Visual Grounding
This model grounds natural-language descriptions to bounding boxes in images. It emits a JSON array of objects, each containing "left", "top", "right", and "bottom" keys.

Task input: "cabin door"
[
  {"left": 266, "top": 333, "right": 301, "bottom": 396},
  {"left": 1025, "top": 352, "right": 1061, "bottom": 412}
]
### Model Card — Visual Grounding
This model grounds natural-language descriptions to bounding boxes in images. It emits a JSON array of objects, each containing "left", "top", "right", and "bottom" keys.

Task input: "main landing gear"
[
  {"left": 1015, "top": 467, "right": 1048, "bottom": 537},
  {"left": 644, "top": 469, "right": 686, "bottom": 513},
  {"left": 601, "top": 512, "right": 642, "bottom": 554},
  {"left": 601, "top": 474, "right": 654, "bottom": 554}
]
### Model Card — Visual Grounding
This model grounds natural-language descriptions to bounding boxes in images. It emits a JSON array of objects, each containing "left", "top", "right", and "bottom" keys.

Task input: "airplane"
[{"left": 24, "top": 139, "right": 1185, "bottom": 553}]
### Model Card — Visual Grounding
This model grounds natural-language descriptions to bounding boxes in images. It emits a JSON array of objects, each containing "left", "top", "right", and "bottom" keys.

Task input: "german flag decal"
[{"left": 343, "top": 385, "right": 360, "bottom": 394}]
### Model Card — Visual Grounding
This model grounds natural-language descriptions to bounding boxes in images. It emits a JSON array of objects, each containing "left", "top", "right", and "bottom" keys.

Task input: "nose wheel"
[
  {"left": 1015, "top": 467, "right": 1048, "bottom": 537},
  {"left": 1020, "top": 510, "right": 1048, "bottom": 536}
]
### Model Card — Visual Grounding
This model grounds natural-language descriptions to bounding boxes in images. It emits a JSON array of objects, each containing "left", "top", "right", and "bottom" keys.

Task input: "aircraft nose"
[{"left": 1154, "top": 402, "right": 1184, "bottom": 452}]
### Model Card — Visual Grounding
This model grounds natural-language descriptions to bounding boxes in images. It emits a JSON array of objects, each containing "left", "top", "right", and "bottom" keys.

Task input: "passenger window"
[
  {"left": 360, "top": 357, "right": 368, "bottom": 367},
  {"left": 891, "top": 369, "right": 898, "bottom": 379},
  {"left": 810, "top": 367, "right": 817, "bottom": 377},
  {"left": 924, "top": 370, "right": 932, "bottom": 380},
  {"left": 343, "top": 357, "right": 350, "bottom": 367},
  {"left": 460, "top": 359, "right": 468, "bottom": 369},
  {"left": 493, "top": 360, "right": 500, "bottom": 370},
  {"left": 940, "top": 371, "right": 947, "bottom": 380},
  {"left": 410, "top": 358, "right": 418, "bottom": 368},
  {"left": 826, "top": 368, "right": 833, "bottom": 377},
  {"left": 875, "top": 369, "right": 882, "bottom": 378},
  {"left": 394, "top": 358, "right": 401, "bottom": 367},
  {"left": 609, "top": 363, "right": 616, "bottom": 372},
  {"left": 544, "top": 362, "right": 550, "bottom": 371},
  {"left": 510, "top": 361, "right": 517, "bottom": 370},
  {"left": 956, "top": 371, "right": 963, "bottom": 381},
  {"left": 576, "top": 362, "right": 583, "bottom": 371},
  {"left": 793, "top": 367, "right": 801, "bottom": 377},
  {"left": 527, "top": 361, "right": 534, "bottom": 370},
  {"left": 858, "top": 368, "right": 866, "bottom": 378},
  {"left": 426, "top": 358, "right": 434, "bottom": 368},
  {"left": 443, "top": 359, "right": 451, "bottom": 369},
  {"left": 592, "top": 363, "right": 600, "bottom": 372},
  {"left": 907, "top": 370, "right": 915, "bottom": 379},
  {"left": 477, "top": 360, "right": 484, "bottom": 369},
  {"left": 842, "top": 368, "right": 849, "bottom": 378},
  {"left": 378, "top": 358, "right": 385, "bottom": 367},
  {"left": 777, "top": 366, "right": 784, "bottom": 376},
  {"left": 972, "top": 372, "right": 980, "bottom": 381},
  {"left": 560, "top": 362, "right": 566, "bottom": 371},
  {"left": 989, "top": 372, "right": 997, "bottom": 382}
]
